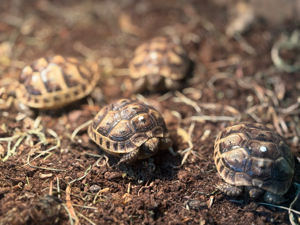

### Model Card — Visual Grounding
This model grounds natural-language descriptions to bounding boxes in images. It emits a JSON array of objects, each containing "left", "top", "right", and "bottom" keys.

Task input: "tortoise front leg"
[
  {"left": 164, "top": 78, "right": 182, "bottom": 90},
  {"left": 216, "top": 182, "right": 243, "bottom": 196},
  {"left": 117, "top": 148, "right": 139, "bottom": 165},
  {"left": 132, "top": 77, "right": 147, "bottom": 93},
  {"left": 263, "top": 191, "right": 286, "bottom": 204},
  {"left": 14, "top": 99, "right": 36, "bottom": 118}
]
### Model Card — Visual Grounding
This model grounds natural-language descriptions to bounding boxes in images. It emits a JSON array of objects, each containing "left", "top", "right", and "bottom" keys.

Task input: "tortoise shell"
[
  {"left": 88, "top": 98, "right": 171, "bottom": 156},
  {"left": 129, "top": 37, "right": 190, "bottom": 91},
  {"left": 15, "top": 55, "right": 99, "bottom": 109},
  {"left": 214, "top": 123, "right": 295, "bottom": 195}
]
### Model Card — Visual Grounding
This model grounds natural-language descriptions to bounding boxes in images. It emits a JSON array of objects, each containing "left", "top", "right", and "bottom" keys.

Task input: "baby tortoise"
[
  {"left": 129, "top": 36, "right": 190, "bottom": 93},
  {"left": 14, "top": 55, "right": 99, "bottom": 111},
  {"left": 214, "top": 122, "right": 295, "bottom": 204},
  {"left": 88, "top": 98, "right": 173, "bottom": 165}
]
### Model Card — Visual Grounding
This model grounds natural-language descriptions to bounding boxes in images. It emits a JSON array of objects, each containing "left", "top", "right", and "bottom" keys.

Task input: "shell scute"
[
  {"left": 131, "top": 113, "right": 155, "bottom": 132},
  {"left": 121, "top": 102, "right": 148, "bottom": 120},
  {"left": 248, "top": 140, "right": 280, "bottom": 160},
  {"left": 247, "top": 128, "right": 279, "bottom": 144},
  {"left": 247, "top": 157, "right": 273, "bottom": 179},
  {"left": 109, "top": 120, "right": 133, "bottom": 141},
  {"left": 130, "top": 132, "right": 149, "bottom": 146},
  {"left": 222, "top": 148, "right": 248, "bottom": 172},
  {"left": 96, "top": 111, "right": 120, "bottom": 136},
  {"left": 219, "top": 133, "right": 248, "bottom": 154},
  {"left": 279, "top": 141, "right": 295, "bottom": 167},
  {"left": 273, "top": 157, "right": 294, "bottom": 180},
  {"left": 235, "top": 172, "right": 252, "bottom": 186}
]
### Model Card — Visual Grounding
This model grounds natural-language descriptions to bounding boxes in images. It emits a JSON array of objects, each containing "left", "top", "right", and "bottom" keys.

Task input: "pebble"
[{"left": 90, "top": 184, "right": 101, "bottom": 193}]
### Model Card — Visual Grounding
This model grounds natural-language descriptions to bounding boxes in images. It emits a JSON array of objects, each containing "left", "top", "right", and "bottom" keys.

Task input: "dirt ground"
[{"left": 0, "top": 0, "right": 300, "bottom": 224}]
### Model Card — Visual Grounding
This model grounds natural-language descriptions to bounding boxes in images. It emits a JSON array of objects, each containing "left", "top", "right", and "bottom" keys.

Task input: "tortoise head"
[
  {"left": 146, "top": 75, "right": 165, "bottom": 91},
  {"left": 138, "top": 137, "right": 160, "bottom": 159}
]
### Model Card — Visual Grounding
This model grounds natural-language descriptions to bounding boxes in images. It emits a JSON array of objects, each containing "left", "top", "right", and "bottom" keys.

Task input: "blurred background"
[{"left": 1, "top": 0, "right": 300, "bottom": 100}]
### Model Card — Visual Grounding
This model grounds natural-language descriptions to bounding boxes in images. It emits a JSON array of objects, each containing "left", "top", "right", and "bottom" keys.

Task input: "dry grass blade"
[
  {"left": 175, "top": 126, "right": 193, "bottom": 167},
  {"left": 176, "top": 123, "right": 207, "bottom": 166},
  {"left": 72, "top": 204, "right": 97, "bottom": 210},
  {"left": 157, "top": 91, "right": 173, "bottom": 102},
  {"left": 71, "top": 119, "right": 93, "bottom": 142},
  {"left": 265, "top": 89, "right": 279, "bottom": 107},
  {"left": 257, "top": 203, "right": 300, "bottom": 216},
  {"left": 182, "top": 88, "right": 202, "bottom": 100},
  {"left": 280, "top": 102, "right": 300, "bottom": 115},
  {"left": 289, "top": 183, "right": 300, "bottom": 225},
  {"left": 197, "top": 102, "right": 241, "bottom": 115},
  {"left": 207, "top": 72, "right": 233, "bottom": 90},
  {"left": 266, "top": 106, "right": 283, "bottom": 135},
  {"left": 68, "top": 165, "right": 92, "bottom": 185},
  {"left": 76, "top": 210, "right": 96, "bottom": 225},
  {"left": 174, "top": 91, "right": 201, "bottom": 114},
  {"left": 62, "top": 204, "right": 75, "bottom": 225},
  {"left": 96, "top": 155, "right": 109, "bottom": 167},
  {"left": 171, "top": 111, "right": 182, "bottom": 125},
  {"left": 86, "top": 97, "right": 97, "bottom": 116},
  {"left": 66, "top": 186, "right": 79, "bottom": 224},
  {"left": 24, "top": 127, "right": 62, "bottom": 169},
  {"left": 93, "top": 188, "right": 110, "bottom": 204},
  {"left": 135, "top": 94, "right": 149, "bottom": 104},
  {"left": 2, "top": 135, "right": 25, "bottom": 161},
  {"left": 185, "top": 115, "right": 237, "bottom": 123},
  {"left": 27, "top": 153, "right": 66, "bottom": 172}
]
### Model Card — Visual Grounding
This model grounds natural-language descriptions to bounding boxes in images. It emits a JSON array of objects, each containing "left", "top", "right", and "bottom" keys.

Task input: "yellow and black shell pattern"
[
  {"left": 16, "top": 55, "right": 99, "bottom": 109},
  {"left": 214, "top": 122, "right": 295, "bottom": 196},
  {"left": 88, "top": 99, "right": 171, "bottom": 156}
]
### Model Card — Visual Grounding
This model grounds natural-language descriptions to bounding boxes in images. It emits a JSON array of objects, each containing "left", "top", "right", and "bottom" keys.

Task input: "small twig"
[
  {"left": 57, "top": 177, "right": 60, "bottom": 199},
  {"left": 62, "top": 204, "right": 75, "bottom": 225},
  {"left": 257, "top": 203, "right": 300, "bottom": 216},
  {"left": 66, "top": 185, "right": 79, "bottom": 223},
  {"left": 72, "top": 204, "right": 97, "bottom": 210},
  {"left": 76, "top": 210, "right": 96, "bottom": 225},
  {"left": 289, "top": 183, "right": 300, "bottom": 225},
  {"left": 174, "top": 91, "right": 201, "bottom": 114},
  {"left": 49, "top": 181, "right": 53, "bottom": 196}
]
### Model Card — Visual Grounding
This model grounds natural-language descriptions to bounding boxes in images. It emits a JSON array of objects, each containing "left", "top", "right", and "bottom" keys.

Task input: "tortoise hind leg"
[
  {"left": 117, "top": 148, "right": 139, "bottom": 165},
  {"left": 216, "top": 183, "right": 243, "bottom": 196},
  {"left": 246, "top": 187, "right": 264, "bottom": 198},
  {"left": 263, "top": 191, "right": 286, "bottom": 204}
]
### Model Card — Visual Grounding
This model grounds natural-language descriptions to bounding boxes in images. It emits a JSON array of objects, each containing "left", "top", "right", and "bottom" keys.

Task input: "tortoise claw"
[{"left": 216, "top": 183, "right": 243, "bottom": 196}]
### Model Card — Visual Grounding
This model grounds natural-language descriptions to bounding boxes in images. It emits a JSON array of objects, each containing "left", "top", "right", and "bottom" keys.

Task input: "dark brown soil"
[{"left": 0, "top": 1, "right": 300, "bottom": 224}]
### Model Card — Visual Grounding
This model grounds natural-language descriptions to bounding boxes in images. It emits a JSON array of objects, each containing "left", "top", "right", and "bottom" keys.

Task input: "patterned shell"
[
  {"left": 129, "top": 37, "right": 190, "bottom": 80},
  {"left": 15, "top": 55, "right": 99, "bottom": 109},
  {"left": 214, "top": 123, "right": 295, "bottom": 195},
  {"left": 88, "top": 99, "right": 170, "bottom": 154}
]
